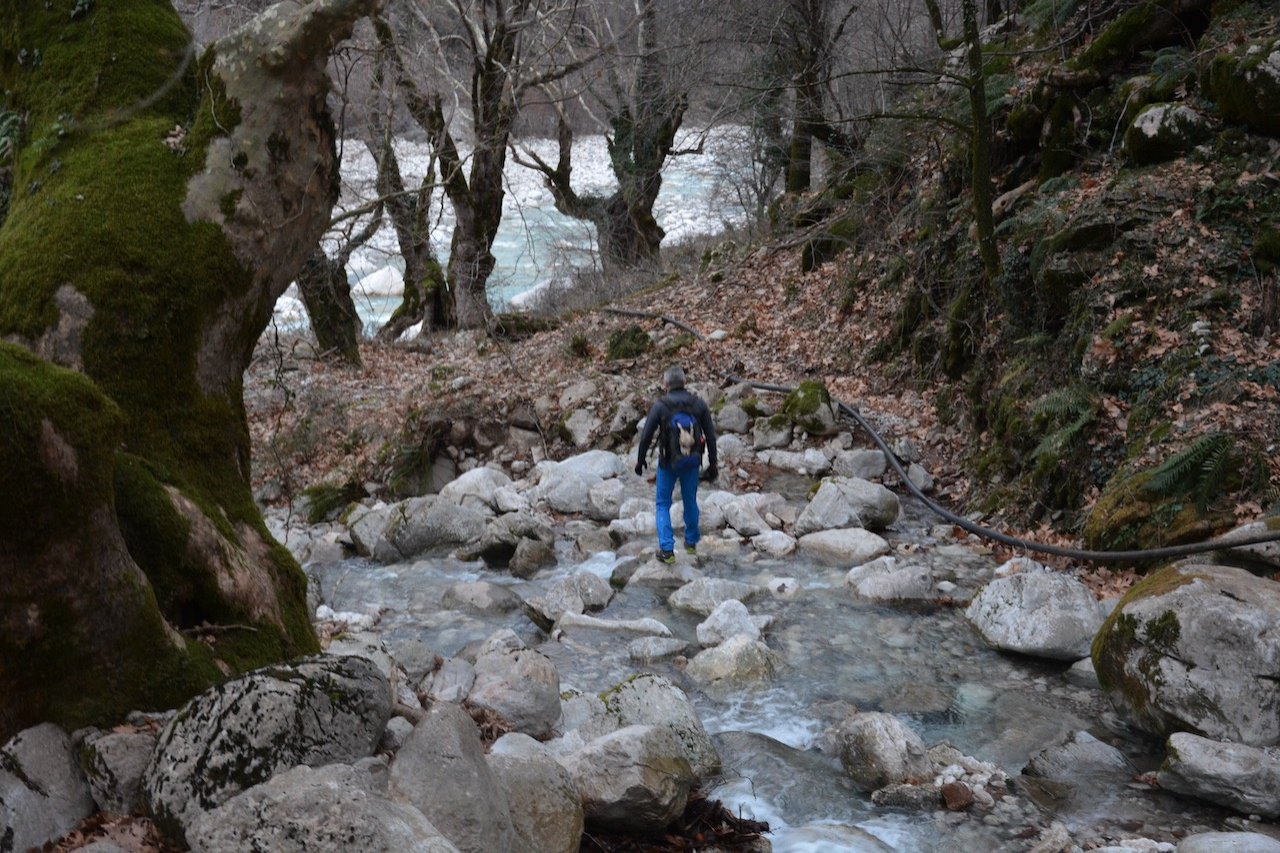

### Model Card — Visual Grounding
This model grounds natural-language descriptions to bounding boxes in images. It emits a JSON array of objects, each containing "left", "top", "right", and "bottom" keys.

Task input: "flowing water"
[{"left": 302, "top": 483, "right": 1240, "bottom": 852}]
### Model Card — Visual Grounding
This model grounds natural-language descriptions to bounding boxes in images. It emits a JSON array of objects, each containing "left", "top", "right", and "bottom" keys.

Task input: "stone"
[
  {"left": 751, "top": 414, "right": 793, "bottom": 449},
  {"left": 487, "top": 750, "right": 583, "bottom": 853},
  {"left": 851, "top": 564, "right": 936, "bottom": 601},
  {"left": 1025, "top": 730, "right": 1132, "bottom": 782},
  {"left": 78, "top": 727, "right": 157, "bottom": 816},
  {"left": 380, "top": 498, "right": 490, "bottom": 561},
  {"left": 1123, "top": 103, "right": 1212, "bottom": 165},
  {"left": 1093, "top": 564, "right": 1280, "bottom": 745},
  {"left": 186, "top": 761, "right": 458, "bottom": 853},
  {"left": 752, "top": 529, "right": 797, "bottom": 557},
  {"left": 143, "top": 655, "right": 391, "bottom": 841},
  {"left": 556, "top": 613, "right": 672, "bottom": 637},
  {"left": 345, "top": 502, "right": 396, "bottom": 558},
  {"left": 586, "top": 478, "right": 626, "bottom": 521},
  {"left": 793, "top": 477, "right": 900, "bottom": 535},
  {"left": 799, "top": 528, "right": 891, "bottom": 565},
  {"left": 564, "top": 409, "right": 601, "bottom": 448},
  {"left": 722, "top": 496, "right": 769, "bottom": 537},
  {"left": 508, "top": 537, "right": 556, "bottom": 576},
  {"left": 441, "top": 581, "right": 522, "bottom": 614},
  {"left": 468, "top": 642, "right": 561, "bottom": 740},
  {"left": 697, "top": 599, "right": 761, "bottom": 646},
  {"left": 599, "top": 674, "right": 720, "bottom": 779},
  {"left": 0, "top": 724, "right": 95, "bottom": 853},
  {"left": 389, "top": 703, "right": 518, "bottom": 853},
  {"left": 831, "top": 449, "right": 887, "bottom": 480},
  {"left": 870, "top": 783, "right": 942, "bottom": 811},
  {"left": 560, "top": 725, "right": 694, "bottom": 835},
  {"left": 1158, "top": 732, "right": 1280, "bottom": 819},
  {"left": 1206, "top": 37, "right": 1280, "bottom": 137},
  {"left": 966, "top": 570, "right": 1105, "bottom": 661},
  {"left": 716, "top": 403, "right": 750, "bottom": 434},
  {"left": 1177, "top": 832, "right": 1280, "bottom": 853},
  {"left": 421, "top": 658, "right": 476, "bottom": 704},
  {"left": 829, "top": 712, "right": 931, "bottom": 792},
  {"left": 559, "top": 380, "right": 598, "bottom": 410},
  {"left": 941, "top": 781, "right": 974, "bottom": 810},
  {"left": 668, "top": 577, "right": 765, "bottom": 616},
  {"left": 437, "top": 466, "right": 512, "bottom": 512},
  {"left": 782, "top": 823, "right": 895, "bottom": 851},
  {"left": 686, "top": 635, "right": 779, "bottom": 690},
  {"left": 628, "top": 637, "right": 690, "bottom": 662}
]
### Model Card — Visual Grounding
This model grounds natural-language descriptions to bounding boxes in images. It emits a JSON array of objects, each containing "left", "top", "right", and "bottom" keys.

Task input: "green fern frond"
[
  {"left": 1032, "top": 411, "right": 1092, "bottom": 461},
  {"left": 1145, "top": 433, "right": 1234, "bottom": 503},
  {"left": 1030, "top": 384, "right": 1096, "bottom": 424}
]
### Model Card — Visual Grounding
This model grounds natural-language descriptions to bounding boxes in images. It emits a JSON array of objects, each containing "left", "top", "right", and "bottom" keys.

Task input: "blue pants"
[{"left": 655, "top": 464, "right": 701, "bottom": 553}]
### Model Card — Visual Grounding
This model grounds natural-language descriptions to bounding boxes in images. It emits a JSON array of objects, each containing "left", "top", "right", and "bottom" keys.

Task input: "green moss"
[
  {"left": 606, "top": 324, "right": 652, "bottom": 360},
  {"left": 301, "top": 479, "right": 366, "bottom": 524},
  {"left": 781, "top": 380, "right": 834, "bottom": 435}
]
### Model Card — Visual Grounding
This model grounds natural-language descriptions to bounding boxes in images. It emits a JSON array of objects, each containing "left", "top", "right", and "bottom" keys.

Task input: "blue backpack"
[{"left": 663, "top": 398, "right": 705, "bottom": 471}]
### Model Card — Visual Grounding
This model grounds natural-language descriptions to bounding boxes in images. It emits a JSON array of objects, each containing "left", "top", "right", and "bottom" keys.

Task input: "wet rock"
[
  {"left": 1177, "top": 831, "right": 1280, "bottom": 853},
  {"left": 560, "top": 725, "right": 694, "bottom": 834},
  {"left": 783, "top": 822, "right": 895, "bottom": 851},
  {"left": 1158, "top": 732, "right": 1280, "bottom": 818},
  {"left": 829, "top": 712, "right": 931, "bottom": 792},
  {"left": 574, "top": 526, "right": 616, "bottom": 556},
  {"left": 847, "top": 558, "right": 935, "bottom": 601},
  {"left": 793, "top": 477, "right": 900, "bottom": 535},
  {"left": 509, "top": 537, "right": 556, "bottom": 576},
  {"left": 380, "top": 497, "right": 490, "bottom": 561},
  {"left": 871, "top": 782, "right": 942, "bottom": 810},
  {"left": 942, "top": 781, "right": 974, "bottom": 810},
  {"left": 697, "top": 599, "right": 761, "bottom": 646},
  {"left": 143, "top": 655, "right": 391, "bottom": 842},
  {"left": 752, "top": 529, "right": 797, "bottom": 557},
  {"left": 669, "top": 577, "right": 765, "bottom": 616},
  {"left": 441, "top": 581, "right": 523, "bottom": 614},
  {"left": 965, "top": 570, "right": 1105, "bottom": 661},
  {"left": 627, "top": 636, "right": 689, "bottom": 661},
  {"left": 186, "top": 760, "right": 456, "bottom": 853},
  {"left": 345, "top": 501, "right": 396, "bottom": 558},
  {"left": 686, "top": 634, "right": 779, "bottom": 689},
  {"left": 556, "top": 613, "right": 672, "bottom": 637},
  {"left": 599, "top": 673, "right": 720, "bottom": 780},
  {"left": 1024, "top": 730, "right": 1132, "bottom": 783},
  {"left": 457, "top": 511, "right": 555, "bottom": 569},
  {"left": 722, "top": 497, "right": 769, "bottom": 536},
  {"left": 0, "top": 724, "right": 95, "bottom": 853},
  {"left": 420, "top": 658, "right": 475, "bottom": 704},
  {"left": 389, "top": 703, "right": 518, "bottom": 853}
]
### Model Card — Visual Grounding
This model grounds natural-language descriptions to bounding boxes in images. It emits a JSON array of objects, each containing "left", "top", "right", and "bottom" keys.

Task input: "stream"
[{"left": 298, "top": 477, "right": 1241, "bottom": 852}]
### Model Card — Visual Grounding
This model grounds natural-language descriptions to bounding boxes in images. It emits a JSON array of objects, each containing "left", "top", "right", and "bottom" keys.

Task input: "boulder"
[
  {"left": 829, "top": 712, "right": 931, "bottom": 792},
  {"left": 346, "top": 502, "right": 396, "bottom": 558},
  {"left": 587, "top": 478, "right": 626, "bottom": 521},
  {"left": 598, "top": 673, "right": 720, "bottom": 779},
  {"left": 509, "top": 537, "right": 556, "bottom": 577},
  {"left": 1177, "top": 832, "right": 1280, "bottom": 853},
  {"left": 849, "top": 561, "right": 936, "bottom": 601},
  {"left": 793, "top": 477, "right": 900, "bottom": 535},
  {"left": 781, "top": 380, "right": 839, "bottom": 436},
  {"left": 686, "top": 634, "right": 779, "bottom": 690},
  {"left": 758, "top": 448, "right": 831, "bottom": 476},
  {"left": 715, "top": 403, "right": 751, "bottom": 433},
  {"left": 380, "top": 498, "right": 489, "bottom": 561},
  {"left": 559, "top": 380, "right": 599, "bottom": 410},
  {"left": 468, "top": 641, "right": 561, "bottom": 740},
  {"left": 722, "top": 497, "right": 769, "bottom": 537},
  {"left": 546, "top": 449, "right": 627, "bottom": 481},
  {"left": 560, "top": 725, "right": 694, "bottom": 835},
  {"left": 1206, "top": 37, "right": 1280, "bottom": 137},
  {"left": 492, "top": 485, "right": 531, "bottom": 514},
  {"left": 831, "top": 449, "right": 887, "bottom": 480},
  {"left": 697, "top": 599, "right": 761, "bottom": 646},
  {"left": 555, "top": 613, "right": 672, "bottom": 637},
  {"left": 799, "top": 528, "right": 891, "bottom": 565},
  {"left": 628, "top": 636, "right": 691, "bottom": 662},
  {"left": 420, "top": 658, "right": 476, "bottom": 704},
  {"left": 541, "top": 470, "right": 603, "bottom": 515},
  {"left": 389, "top": 703, "right": 518, "bottom": 853},
  {"left": 78, "top": 727, "right": 157, "bottom": 816},
  {"left": 441, "top": 581, "right": 523, "bottom": 614},
  {"left": 752, "top": 529, "right": 797, "bottom": 557},
  {"left": 457, "top": 511, "right": 555, "bottom": 568},
  {"left": 668, "top": 577, "right": 765, "bottom": 616},
  {"left": 0, "top": 724, "right": 95, "bottom": 852},
  {"left": 1024, "top": 730, "right": 1131, "bottom": 783},
  {"left": 437, "top": 466, "right": 511, "bottom": 512},
  {"left": 186, "top": 760, "right": 458, "bottom": 853},
  {"left": 965, "top": 570, "right": 1105, "bottom": 661},
  {"left": 1158, "top": 732, "right": 1280, "bottom": 819},
  {"left": 487, "top": 748, "right": 583, "bottom": 853},
  {"left": 1123, "top": 103, "right": 1212, "bottom": 165},
  {"left": 564, "top": 409, "right": 601, "bottom": 448},
  {"left": 752, "top": 414, "right": 793, "bottom": 449},
  {"left": 1093, "top": 564, "right": 1280, "bottom": 745},
  {"left": 143, "top": 655, "right": 390, "bottom": 841}
]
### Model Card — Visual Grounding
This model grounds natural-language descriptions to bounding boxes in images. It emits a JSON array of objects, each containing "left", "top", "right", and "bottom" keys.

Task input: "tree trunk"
[
  {"left": 0, "top": 0, "right": 375, "bottom": 742},
  {"left": 296, "top": 249, "right": 363, "bottom": 365},
  {"left": 963, "top": 0, "right": 1002, "bottom": 281}
]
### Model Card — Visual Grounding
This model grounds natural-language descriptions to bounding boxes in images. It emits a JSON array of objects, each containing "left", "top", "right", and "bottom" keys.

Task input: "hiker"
[{"left": 635, "top": 365, "right": 718, "bottom": 563}]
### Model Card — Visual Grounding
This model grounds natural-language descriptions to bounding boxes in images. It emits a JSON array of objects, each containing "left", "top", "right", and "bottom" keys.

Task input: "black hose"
[{"left": 605, "top": 306, "right": 1280, "bottom": 564}]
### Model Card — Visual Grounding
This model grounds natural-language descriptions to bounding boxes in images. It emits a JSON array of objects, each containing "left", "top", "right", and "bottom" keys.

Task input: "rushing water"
[{"left": 300, "top": 481, "right": 1238, "bottom": 852}]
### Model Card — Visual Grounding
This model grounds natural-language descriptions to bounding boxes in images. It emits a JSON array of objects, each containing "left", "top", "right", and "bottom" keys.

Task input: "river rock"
[
  {"left": 759, "top": 448, "right": 831, "bottom": 476},
  {"left": 560, "top": 724, "right": 694, "bottom": 834},
  {"left": 545, "top": 449, "right": 627, "bottom": 482},
  {"left": 599, "top": 673, "right": 720, "bottom": 779},
  {"left": 487, "top": 744, "right": 583, "bottom": 853},
  {"left": 686, "top": 634, "right": 779, "bottom": 689},
  {"left": 716, "top": 403, "right": 751, "bottom": 433},
  {"left": 509, "top": 537, "right": 556, "bottom": 576},
  {"left": 467, "top": 640, "right": 561, "bottom": 740},
  {"left": 492, "top": 485, "right": 531, "bottom": 514},
  {"left": 389, "top": 702, "right": 518, "bottom": 853},
  {"left": 1177, "top": 832, "right": 1280, "bottom": 853},
  {"left": 628, "top": 555, "right": 702, "bottom": 588},
  {"left": 0, "top": 724, "right": 95, "bottom": 853},
  {"left": 669, "top": 577, "right": 765, "bottom": 616},
  {"left": 793, "top": 477, "right": 900, "bottom": 535},
  {"left": 438, "top": 466, "right": 511, "bottom": 512},
  {"left": 722, "top": 496, "right": 769, "bottom": 536},
  {"left": 564, "top": 409, "right": 601, "bottom": 447},
  {"left": 541, "top": 470, "right": 603, "bottom": 514},
  {"left": 587, "top": 478, "right": 626, "bottom": 521},
  {"left": 345, "top": 501, "right": 396, "bottom": 558},
  {"left": 421, "top": 658, "right": 476, "bottom": 704},
  {"left": 1157, "top": 732, "right": 1280, "bottom": 818},
  {"left": 1024, "top": 730, "right": 1131, "bottom": 783},
  {"left": 697, "top": 599, "right": 761, "bottom": 646},
  {"left": 1093, "top": 564, "right": 1280, "bottom": 745},
  {"left": 965, "top": 570, "right": 1105, "bottom": 660},
  {"left": 784, "top": 823, "right": 896, "bottom": 851},
  {"left": 143, "top": 655, "right": 390, "bottom": 841},
  {"left": 457, "top": 511, "right": 554, "bottom": 569},
  {"left": 441, "top": 581, "right": 522, "bottom": 614},
  {"left": 851, "top": 563, "right": 935, "bottom": 601},
  {"left": 78, "top": 726, "right": 157, "bottom": 816},
  {"left": 380, "top": 497, "right": 490, "bottom": 561},
  {"left": 799, "top": 528, "right": 891, "bottom": 565},
  {"left": 753, "top": 529, "right": 797, "bottom": 557},
  {"left": 186, "top": 760, "right": 457, "bottom": 853},
  {"left": 752, "top": 415, "right": 793, "bottom": 449},
  {"left": 556, "top": 612, "right": 672, "bottom": 637},
  {"left": 829, "top": 712, "right": 931, "bottom": 792},
  {"left": 628, "top": 636, "right": 690, "bottom": 661}
]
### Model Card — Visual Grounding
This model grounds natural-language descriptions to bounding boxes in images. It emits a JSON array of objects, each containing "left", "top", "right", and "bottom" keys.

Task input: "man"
[{"left": 635, "top": 365, "right": 718, "bottom": 563}]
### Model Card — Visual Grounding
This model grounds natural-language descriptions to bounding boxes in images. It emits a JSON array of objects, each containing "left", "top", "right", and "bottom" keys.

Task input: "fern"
[
  {"left": 1145, "top": 433, "right": 1235, "bottom": 511},
  {"left": 1029, "top": 384, "right": 1097, "bottom": 468}
]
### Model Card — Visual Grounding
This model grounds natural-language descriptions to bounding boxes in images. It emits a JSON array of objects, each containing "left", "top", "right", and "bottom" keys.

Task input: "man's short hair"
[{"left": 663, "top": 365, "right": 686, "bottom": 389}]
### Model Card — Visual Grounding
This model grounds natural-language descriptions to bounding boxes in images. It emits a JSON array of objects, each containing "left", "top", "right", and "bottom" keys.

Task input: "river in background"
[{"left": 272, "top": 129, "right": 752, "bottom": 334}]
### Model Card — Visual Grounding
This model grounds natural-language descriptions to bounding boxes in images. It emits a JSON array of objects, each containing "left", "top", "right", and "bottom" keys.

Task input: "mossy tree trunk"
[
  {"left": 0, "top": 0, "right": 376, "bottom": 743},
  {"left": 296, "top": 247, "right": 364, "bottom": 366}
]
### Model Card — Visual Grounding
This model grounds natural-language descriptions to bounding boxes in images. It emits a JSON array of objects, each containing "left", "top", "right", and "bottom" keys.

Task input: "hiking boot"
[
  {"left": 657, "top": 550, "right": 676, "bottom": 564},
  {"left": 684, "top": 544, "right": 697, "bottom": 555}
]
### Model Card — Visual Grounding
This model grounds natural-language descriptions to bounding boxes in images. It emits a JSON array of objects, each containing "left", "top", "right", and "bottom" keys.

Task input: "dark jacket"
[{"left": 636, "top": 388, "right": 717, "bottom": 470}]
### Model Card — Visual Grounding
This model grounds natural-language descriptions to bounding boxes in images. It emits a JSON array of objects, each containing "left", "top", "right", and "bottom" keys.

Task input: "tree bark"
[
  {"left": 296, "top": 249, "right": 363, "bottom": 365},
  {"left": 0, "top": 0, "right": 376, "bottom": 741}
]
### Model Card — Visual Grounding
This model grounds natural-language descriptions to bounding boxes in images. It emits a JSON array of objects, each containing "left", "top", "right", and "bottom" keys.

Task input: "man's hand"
[
  {"left": 702, "top": 466, "right": 718, "bottom": 483},
  {"left": 635, "top": 461, "right": 645, "bottom": 476}
]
